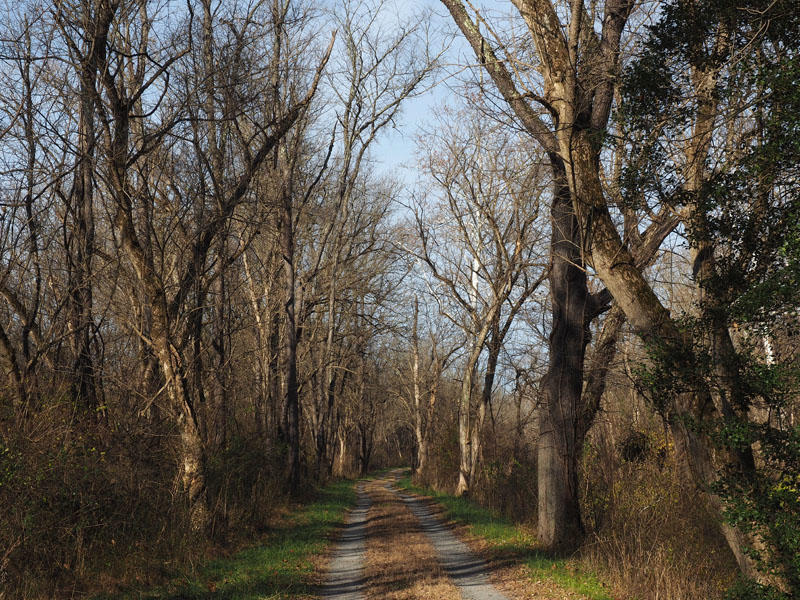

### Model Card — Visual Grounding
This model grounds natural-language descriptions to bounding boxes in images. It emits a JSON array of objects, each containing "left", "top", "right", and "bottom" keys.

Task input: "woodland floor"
[{"left": 318, "top": 470, "right": 599, "bottom": 600}]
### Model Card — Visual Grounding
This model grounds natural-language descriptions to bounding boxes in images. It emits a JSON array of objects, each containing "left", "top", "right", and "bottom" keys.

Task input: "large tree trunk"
[{"left": 536, "top": 163, "right": 589, "bottom": 551}]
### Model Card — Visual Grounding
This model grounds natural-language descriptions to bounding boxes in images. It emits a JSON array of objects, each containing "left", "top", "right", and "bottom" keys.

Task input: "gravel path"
[
  {"left": 319, "top": 484, "right": 371, "bottom": 600},
  {"left": 386, "top": 477, "right": 510, "bottom": 600},
  {"left": 321, "top": 475, "right": 510, "bottom": 600}
]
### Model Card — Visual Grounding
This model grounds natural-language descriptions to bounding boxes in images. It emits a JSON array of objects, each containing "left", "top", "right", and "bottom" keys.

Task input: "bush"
[
  {"left": 581, "top": 429, "right": 738, "bottom": 600},
  {"left": 725, "top": 578, "right": 790, "bottom": 600}
]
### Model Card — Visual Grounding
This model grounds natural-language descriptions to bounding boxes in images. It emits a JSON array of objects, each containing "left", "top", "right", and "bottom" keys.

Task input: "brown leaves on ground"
[{"left": 363, "top": 477, "right": 461, "bottom": 600}]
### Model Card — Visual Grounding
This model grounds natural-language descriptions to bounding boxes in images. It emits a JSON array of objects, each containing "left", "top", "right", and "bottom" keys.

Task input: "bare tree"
[
  {"left": 414, "top": 104, "right": 548, "bottom": 495},
  {"left": 83, "top": 0, "right": 333, "bottom": 528},
  {"left": 402, "top": 295, "right": 459, "bottom": 475},
  {"left": 438, "top": 0, "right": 766, "bottom": 566}
]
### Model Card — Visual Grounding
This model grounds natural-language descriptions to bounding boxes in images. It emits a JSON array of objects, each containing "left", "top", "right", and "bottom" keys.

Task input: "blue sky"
[{"left": 369, "top": 0, "right": 512, "bottom": 185}]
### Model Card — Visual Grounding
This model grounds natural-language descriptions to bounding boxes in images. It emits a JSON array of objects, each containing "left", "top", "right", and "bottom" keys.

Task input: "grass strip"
[
  {"left": 397, "top": 474, "right": 611, "bottom": 600},
  {"left": 97, "top": 479, "right": 356, "bottom": 600}
]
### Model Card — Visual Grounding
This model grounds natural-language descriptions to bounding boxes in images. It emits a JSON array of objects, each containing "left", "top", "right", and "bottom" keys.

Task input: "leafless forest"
[{"left": 0, "top": 0, "right": 797, "bottom": 598}]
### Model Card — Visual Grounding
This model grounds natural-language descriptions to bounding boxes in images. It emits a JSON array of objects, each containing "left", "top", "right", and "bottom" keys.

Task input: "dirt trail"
[
  {"left": 321, "top": 472, "right": 572, "bottom": 600},
  {"left": 318, "top": 483, "right": 371, "bottom": 599},
  {"left": 363, "top": 477, "right": 461, "bottom": 599},
  {"left": 379, "top": 474, "right": 510, "bottom": 600}
]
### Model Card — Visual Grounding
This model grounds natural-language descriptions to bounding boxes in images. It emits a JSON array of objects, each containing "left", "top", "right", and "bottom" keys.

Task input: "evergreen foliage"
[{"left": 623, "top": 1, "right": 800, "bottom": 595}]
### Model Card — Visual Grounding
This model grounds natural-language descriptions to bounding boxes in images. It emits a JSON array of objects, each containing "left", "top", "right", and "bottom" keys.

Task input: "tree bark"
[
  {"left": 536, "top": 162, "right": 589, "bottom": 550},
  {"left": 411, "top": 296, "right": 428, "bottom": 474},
  {"left": 280, "top": 187, "right": 301, "bottom": 492},
  {"left": 151, "top": 315, "right": 209, "bottom": 531},
  {"left": 61, "top": 0, "right": 115, "bottom": 417},
  {"left": 568, "top": 128, "right": 756, "bottom": 576}
]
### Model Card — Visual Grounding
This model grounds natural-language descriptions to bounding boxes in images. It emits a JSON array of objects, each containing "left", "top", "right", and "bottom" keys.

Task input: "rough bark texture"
[
  {"left": 536, "top": 162, "right": 589, "bottom": 550},
  {"left": 438, "top": 0, "right": 593, "bottom": 548},
  {"left": 568, "top": 128, "right": 756, "bottom": 576},
  {"left": 152, "top": 322, "right": 209, "bottom": 531},
  {"left": 63, "top": 1, "right": 116, "bottom": 415}
]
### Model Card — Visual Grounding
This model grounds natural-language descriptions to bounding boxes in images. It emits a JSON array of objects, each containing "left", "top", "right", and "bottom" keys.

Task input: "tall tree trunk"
[
  {"left": 21, "top": 28, "right": 42, "bottom": 404},
  {"left": 468, "top": 324, "right": 501, "bottom": 486},
  {"left": 64, "top": 1, "right": 114, "bottom": 416},
  {"left": 536, "top": 162, "right": 589, "bottom": 551},
  {"left": 456, "top": 317, "right": 496, "bottom": 496},
  {"left": 456, "top": 346, "right": 479, "bottom": 496},
  {"left": 151, "top": 314, "right": 209, "bottom": 531},
  {"left": 280, "top": 189, "right": 301, "bottom": 492},
  {"left": 270, "top": 309, "right": 283, "bottom": 440},
  {"left": 358, "top": 421, "right": 373, "bottom": 476},
  {"left": 212, "top": 235, "right": 230, "bottom": 449},
  {"left": 411, "top": 297, "right": 426, "bottom": 474}
]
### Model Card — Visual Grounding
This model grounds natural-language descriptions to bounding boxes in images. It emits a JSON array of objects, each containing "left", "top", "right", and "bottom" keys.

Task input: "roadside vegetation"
[
  {"left": 398, "top": 474, "right": 611, "bottom": 600},
  {"left": 93, "top": 479, "right": 356, "bottom": 600},
  {"left": 0, "top": 0, "right": 797, "bottom": 598}
]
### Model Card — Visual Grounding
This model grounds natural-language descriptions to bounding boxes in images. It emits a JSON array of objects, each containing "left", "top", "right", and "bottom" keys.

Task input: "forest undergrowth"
[
  {"left": 413, "top": 421, "right": 740, "bottom": 600},
  {"left": 0, "top": 415, "right": 322, "bottom": 599}
]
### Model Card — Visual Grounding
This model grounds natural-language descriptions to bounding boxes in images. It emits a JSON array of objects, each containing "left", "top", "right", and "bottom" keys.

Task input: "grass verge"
[
  {"left": 397, "top": 473, "right": 611, "bottom": 600},
  {"left": 95, "top": 479, "right": 356, "bottom": 600}
]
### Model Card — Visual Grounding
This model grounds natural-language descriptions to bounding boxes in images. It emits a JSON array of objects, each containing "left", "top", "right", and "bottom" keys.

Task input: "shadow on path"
[{"left": 385, "top": 476, "right": 510, "bottom": 600}]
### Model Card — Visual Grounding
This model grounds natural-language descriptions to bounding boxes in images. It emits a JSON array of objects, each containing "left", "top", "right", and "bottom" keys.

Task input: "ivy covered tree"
[{"left": 623, "top": 0, "right": 800, "bottom": 594}]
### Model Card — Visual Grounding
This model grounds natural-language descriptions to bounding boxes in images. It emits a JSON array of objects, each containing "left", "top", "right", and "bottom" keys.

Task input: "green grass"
[
  {"left": 96, "top": 479, "right": 356, "bottom": 600},
  {"left": 398, "top": 472, "right": 611, "bottom": 600}
]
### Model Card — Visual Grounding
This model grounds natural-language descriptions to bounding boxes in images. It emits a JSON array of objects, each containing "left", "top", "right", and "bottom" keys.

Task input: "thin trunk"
[
  {"left": 456, "top": 319, "right": 494, "bottom": 496},
  {"left": 456, "top": 352, "right": 476, "bottom": 496},
  {"left": 469, "top": 325, "right": 500, "bottom": 486},
  {"left": 242, "top": 247, "right": 269, "bottom": 438},
  {"left": 270, "top": 309, "right": 283, "bottom": 440},
  {"left": 212, "top": 235, "right": 229, "bottom": 449},
  {"left": 421, "top": 369, "right": 440, "bottom": 476},
  {"left": 579, "top": 306, "right": 626, "bottom": 441},
  {"left": 21, "top": 27, "right": 42, "bottom": 395},
  {"left": 334, "top": 422, "right": 348, "bottom": 476},
  {"left": 65, "top": 2, "right": 113, "bottom": 416},
  {"left": 281, "top": 190, "right": 301, "bottom": 492},
  {"left": 412, "top": 297, "right": 424, "bottom": 473}
]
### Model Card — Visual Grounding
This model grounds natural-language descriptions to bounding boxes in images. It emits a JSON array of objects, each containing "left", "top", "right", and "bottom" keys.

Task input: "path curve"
[
  {"left": 319, "top": 483, "right": 371, "bottom": 600},
  {"left": 386, "top": 476, "right": 510, "bottom": 600}
]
